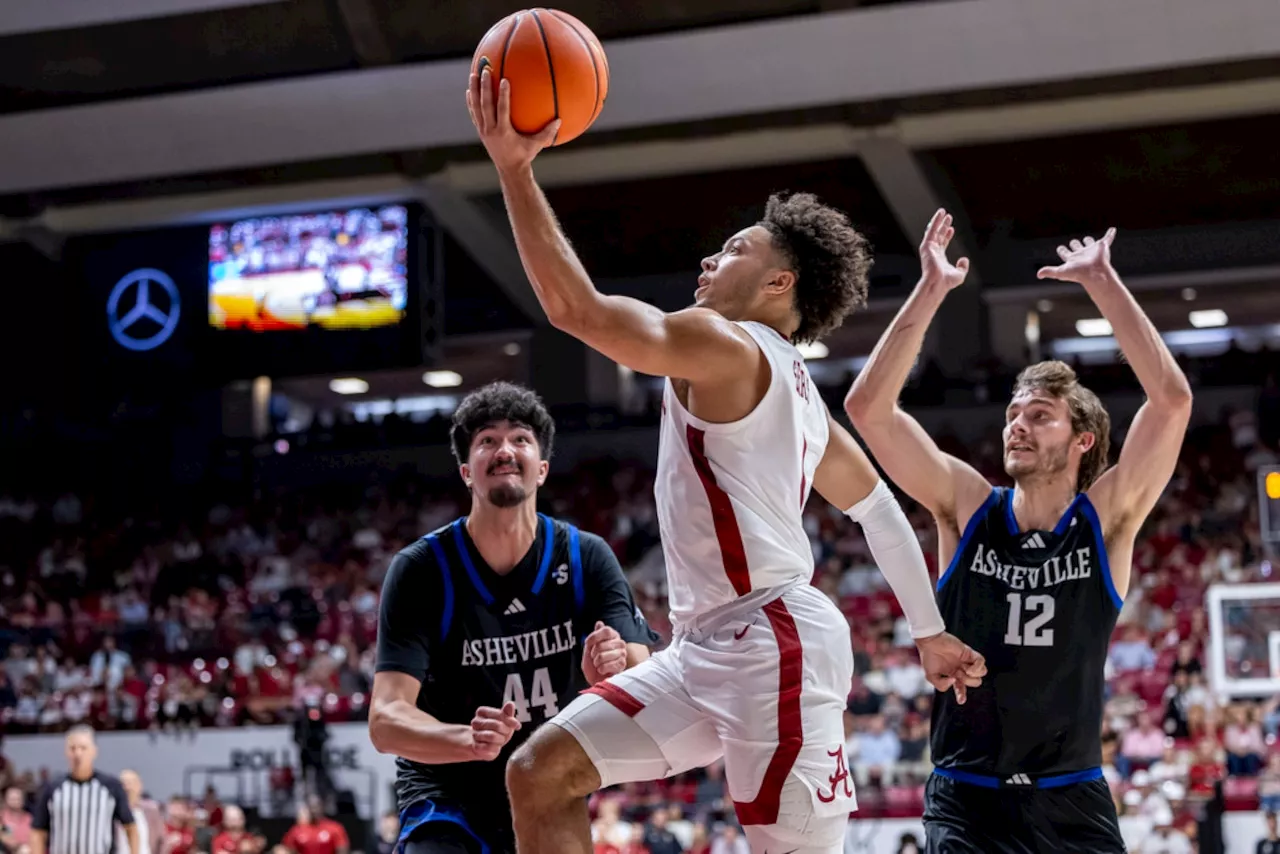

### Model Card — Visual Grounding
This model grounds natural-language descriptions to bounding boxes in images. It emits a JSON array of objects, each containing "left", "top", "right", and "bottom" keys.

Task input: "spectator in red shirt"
[
  {"left": 161, "top": 797, "right": 195, "bottom": 854},
  {"left": 1147, "top": 570, "right": 1178, "bottom": 612},
  {"left": 210, "top": 805, "right": 247, "bottom": 854},
  {"left": 281, "top": 805, "right": 347, "bottom": 854},
  {"left": 619, "top": 825, "right": 650, "bottom": 854},
  {"left": 200, "top": 786, "right": 224, "bottom": 829},
  {"left": 1188, "top": 738, "right": 1225, "bottom": 797}
]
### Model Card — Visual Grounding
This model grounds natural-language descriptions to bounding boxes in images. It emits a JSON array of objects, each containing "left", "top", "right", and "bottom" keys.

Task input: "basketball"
[{"left": 471, "top": 8, "right": 609, "bottom": 146}]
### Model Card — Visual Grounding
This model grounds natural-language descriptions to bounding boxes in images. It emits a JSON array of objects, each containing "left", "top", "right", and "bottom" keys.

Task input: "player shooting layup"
[
  {"left": 467, "top": 68, "right": 986, "bottom": 854},
  {"left": 846, "top": 213, "right": 1193, "bottom": 852}
]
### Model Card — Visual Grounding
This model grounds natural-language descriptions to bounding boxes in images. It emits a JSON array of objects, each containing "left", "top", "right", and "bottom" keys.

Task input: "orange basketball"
[{"left": 471, "top": 9, "right": 609, "bottom": 146}]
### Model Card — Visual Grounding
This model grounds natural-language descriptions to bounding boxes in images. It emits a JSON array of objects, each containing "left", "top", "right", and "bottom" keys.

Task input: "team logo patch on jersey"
[
  {"left": 554, "top": 563, "right": 569, "bottom": 585},
  {"left": 503, "top": 598, "right": 527, "bottom": 615}
]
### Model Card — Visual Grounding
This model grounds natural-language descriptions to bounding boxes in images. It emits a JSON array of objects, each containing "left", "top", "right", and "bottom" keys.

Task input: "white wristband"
[{"left": 846, "top": 480, "right": 945, "bottom": 639}]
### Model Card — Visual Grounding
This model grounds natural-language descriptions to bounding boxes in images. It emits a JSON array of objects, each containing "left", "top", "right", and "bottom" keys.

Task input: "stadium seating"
[{"left": 2, "top": 372, "right": 1277, "bottom": 851}]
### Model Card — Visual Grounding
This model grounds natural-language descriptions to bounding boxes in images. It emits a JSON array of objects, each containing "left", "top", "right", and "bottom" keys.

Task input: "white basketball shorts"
[{"left": 550, "top": 582, "right": 856, "bottom": 853}]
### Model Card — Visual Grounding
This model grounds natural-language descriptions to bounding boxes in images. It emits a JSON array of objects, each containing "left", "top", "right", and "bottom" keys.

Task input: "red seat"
[
  {"left": 883, "top": 786, "right": 920, "bottom": 818},
  {"left": 1224, "top": 776, "right": 1259, "bottom": 811},
  {"left": 1137, "top": 671, "right": 1169, "bottom": 706}
]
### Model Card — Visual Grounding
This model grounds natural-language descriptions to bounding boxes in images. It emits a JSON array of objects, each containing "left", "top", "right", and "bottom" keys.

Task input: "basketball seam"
[
  {"left": 530, "top": 9, "right": 560, "bottom": 146},
  {"left": 548, "top": 9, "right": 602, "bottom": 126},
  {"left": 498, "top": 11, "right": 520, "bottom": 81}
]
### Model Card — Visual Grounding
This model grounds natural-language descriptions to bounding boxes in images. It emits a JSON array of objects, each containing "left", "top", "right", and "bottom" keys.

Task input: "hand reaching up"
[
  {"left": 919, "top": 209, "right": 970, "bottom": 291},
  {"left": 1037, "top": 228, "right": 1118, "bottom": 288}
]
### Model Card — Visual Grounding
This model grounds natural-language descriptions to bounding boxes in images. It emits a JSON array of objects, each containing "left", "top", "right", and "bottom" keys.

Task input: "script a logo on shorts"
[
  {"left": 816, "top": 746, "right": 853, "bottom": 803},
  {"left": 107, "top": 268, "right": 181, "bottom": 352}
]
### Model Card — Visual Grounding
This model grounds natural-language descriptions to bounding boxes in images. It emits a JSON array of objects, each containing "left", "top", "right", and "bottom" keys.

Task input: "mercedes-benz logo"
[{"left": 107, "top": 268, "right": 181, "bottom": 352}]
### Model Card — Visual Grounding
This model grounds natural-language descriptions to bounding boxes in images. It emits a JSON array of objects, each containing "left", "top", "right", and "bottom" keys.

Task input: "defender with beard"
[
  {"left": 370, "top": 382, "right": 657, "bottom": 854},
  {"left": 846, "top": 215, "right": 1192, "bottom": 853}
]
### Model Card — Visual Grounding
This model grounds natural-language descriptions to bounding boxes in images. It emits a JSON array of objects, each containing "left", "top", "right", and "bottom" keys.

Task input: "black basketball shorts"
[{"left": 923, "top": 772, "right": 1124, "bottom": 854}]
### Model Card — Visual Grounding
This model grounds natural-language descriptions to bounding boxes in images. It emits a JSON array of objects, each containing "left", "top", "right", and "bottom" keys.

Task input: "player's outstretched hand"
[
  {"left": 1037, "top": 228, "right": 1118, "bottom": 288},
  {"left": 583, "top": 621, "right": 627, "bottom": 685},
  {"left": 916, "top": 632, "right": 987, "bottom": 705},
  {"left": 469, "top": 701, "right": 522, "bottom": 761},
  {"left": 919, "top": 209, "right": 970, "bottom": 291},
  {"left": 466, "top": 67, "right": 560, "bottom": 175}
]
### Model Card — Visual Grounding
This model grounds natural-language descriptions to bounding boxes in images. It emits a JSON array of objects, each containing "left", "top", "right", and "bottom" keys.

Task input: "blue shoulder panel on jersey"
[
  {"left": 423, "top": 534, "right": 454, "bottom": 642},
  {"left": 937, "top": 488, "right": 1001, "bottom": 592},
  {"left": 1053, "top": 493, "right": 1086, "bottom": 536},
  {"left": 1078, "top": 495, "right": 1124, "bottom": 610},
  {"left": 530, "top": 513, "right": 556, "bottom": 596},
  {"left": 1002, "top": 487, "right": 1019, "bottom": 535},
  {"left": 451, "top": 519, "right": 495, "bottom": 606},
  {"left": 568, "top": 525, "right": 585, "bottom": 611},
  {"left": 397, "top": 800, "right": 491, "bottom": 854}
]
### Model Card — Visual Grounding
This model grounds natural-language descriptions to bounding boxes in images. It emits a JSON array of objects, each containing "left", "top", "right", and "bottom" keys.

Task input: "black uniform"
[
  {"left": 925, "top": 487, "right": 1125, "bottom": 854},
  {"left": 376, "top": 514, "right": 658, "bottom": 854}
]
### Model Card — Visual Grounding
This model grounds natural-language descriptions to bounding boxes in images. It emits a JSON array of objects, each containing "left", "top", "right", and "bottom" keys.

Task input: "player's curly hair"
[
  {"left": 758, "top": 192, "right": 872, "bottom": 344},
  {"left": 450, "top": 381, "right": 556, "bottom": 464}
]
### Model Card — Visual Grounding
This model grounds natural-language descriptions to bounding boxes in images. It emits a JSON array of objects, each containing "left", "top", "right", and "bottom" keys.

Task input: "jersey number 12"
[
  {"left": 502, "top": 666, "right": 560, "bottom": 723},
  {"left": 1003, "top": 593, "right": 1055, "bottom": 647}
]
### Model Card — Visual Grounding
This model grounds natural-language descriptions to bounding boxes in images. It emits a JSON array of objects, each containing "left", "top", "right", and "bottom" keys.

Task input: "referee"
[{"left": 31, "top": 726, "right": 138, "bottom": 854}]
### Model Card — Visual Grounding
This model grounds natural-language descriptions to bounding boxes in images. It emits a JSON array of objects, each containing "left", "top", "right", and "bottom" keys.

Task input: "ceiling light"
[
  {"left": 1181, "top": 288, "right": 1197, "bottom": 302},
  {"left": 329, "top": 378, "right": 369, "bottom": 395},
  {"left": 1075, "top": 318, "right": 1113, "bottom": 337},
  {"left": 423, "top": 370, "right": 463, "bottom": 388},
  {"left": 1036, "top": 299, "right": 1053, "bottom": 312},
  {"left": 502, "top": 342, "right": 521, "bottom": 356},
  {"left": 1189, "top": 309, "right": 1227, "bottom": 328},
  {"left": 797, "top": 341, "right": 829, "bottom": 360}
]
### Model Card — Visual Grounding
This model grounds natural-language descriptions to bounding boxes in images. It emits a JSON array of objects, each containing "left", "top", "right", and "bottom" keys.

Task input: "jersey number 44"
[{"left": 501, "top": 666, "right": 560, "bottom": 723}]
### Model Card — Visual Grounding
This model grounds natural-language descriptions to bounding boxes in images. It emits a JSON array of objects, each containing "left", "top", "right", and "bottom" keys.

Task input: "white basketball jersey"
[{"left": 655, "top": 321, "right": 830, "bottom": 623}]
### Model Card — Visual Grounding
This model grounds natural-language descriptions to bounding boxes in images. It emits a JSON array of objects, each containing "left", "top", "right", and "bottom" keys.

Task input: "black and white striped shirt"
[{"left": 32, "top": 773, "right": 135, "bottom": 854}]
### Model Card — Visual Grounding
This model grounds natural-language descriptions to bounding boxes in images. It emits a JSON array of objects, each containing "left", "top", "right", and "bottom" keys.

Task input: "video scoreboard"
[{"left": 73, "top": 203, "right": 443, "bottom": 389}]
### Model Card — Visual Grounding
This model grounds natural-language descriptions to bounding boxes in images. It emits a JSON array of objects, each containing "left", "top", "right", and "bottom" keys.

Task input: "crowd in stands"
[{"left": 2, "top": 367, "right": 1280, "bottom": 854}]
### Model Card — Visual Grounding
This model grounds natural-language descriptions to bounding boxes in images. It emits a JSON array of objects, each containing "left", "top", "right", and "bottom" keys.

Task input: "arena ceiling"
[
  {"left": 0, "top": 0, "right": 926, "bottom": 113},
  {"left": 3, "top": 0, "right": 1280, "bottom": 383}
]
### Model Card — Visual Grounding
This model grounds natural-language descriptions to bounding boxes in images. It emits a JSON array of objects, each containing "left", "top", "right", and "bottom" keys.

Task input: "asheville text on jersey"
[
  {"left": 966, "top": 544, "right": 1094, "bottom": 591},
  {"left": 459, "top": 619, "right": 577, "bottom": 667}
]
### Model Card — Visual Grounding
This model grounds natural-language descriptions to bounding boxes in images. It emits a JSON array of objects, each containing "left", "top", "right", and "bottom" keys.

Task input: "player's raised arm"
[
  {"left": 844, "top": 210, "right": 991, "bottom": 525},
  {"left": 467, "top": 69, "right": 754, "bottom": 383},
  {"left": 814, "top": 411, "right": 986, "bottom": 702},
  {"left": 1037, "top": 230, "right": 1192, "bottom": 540}
]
